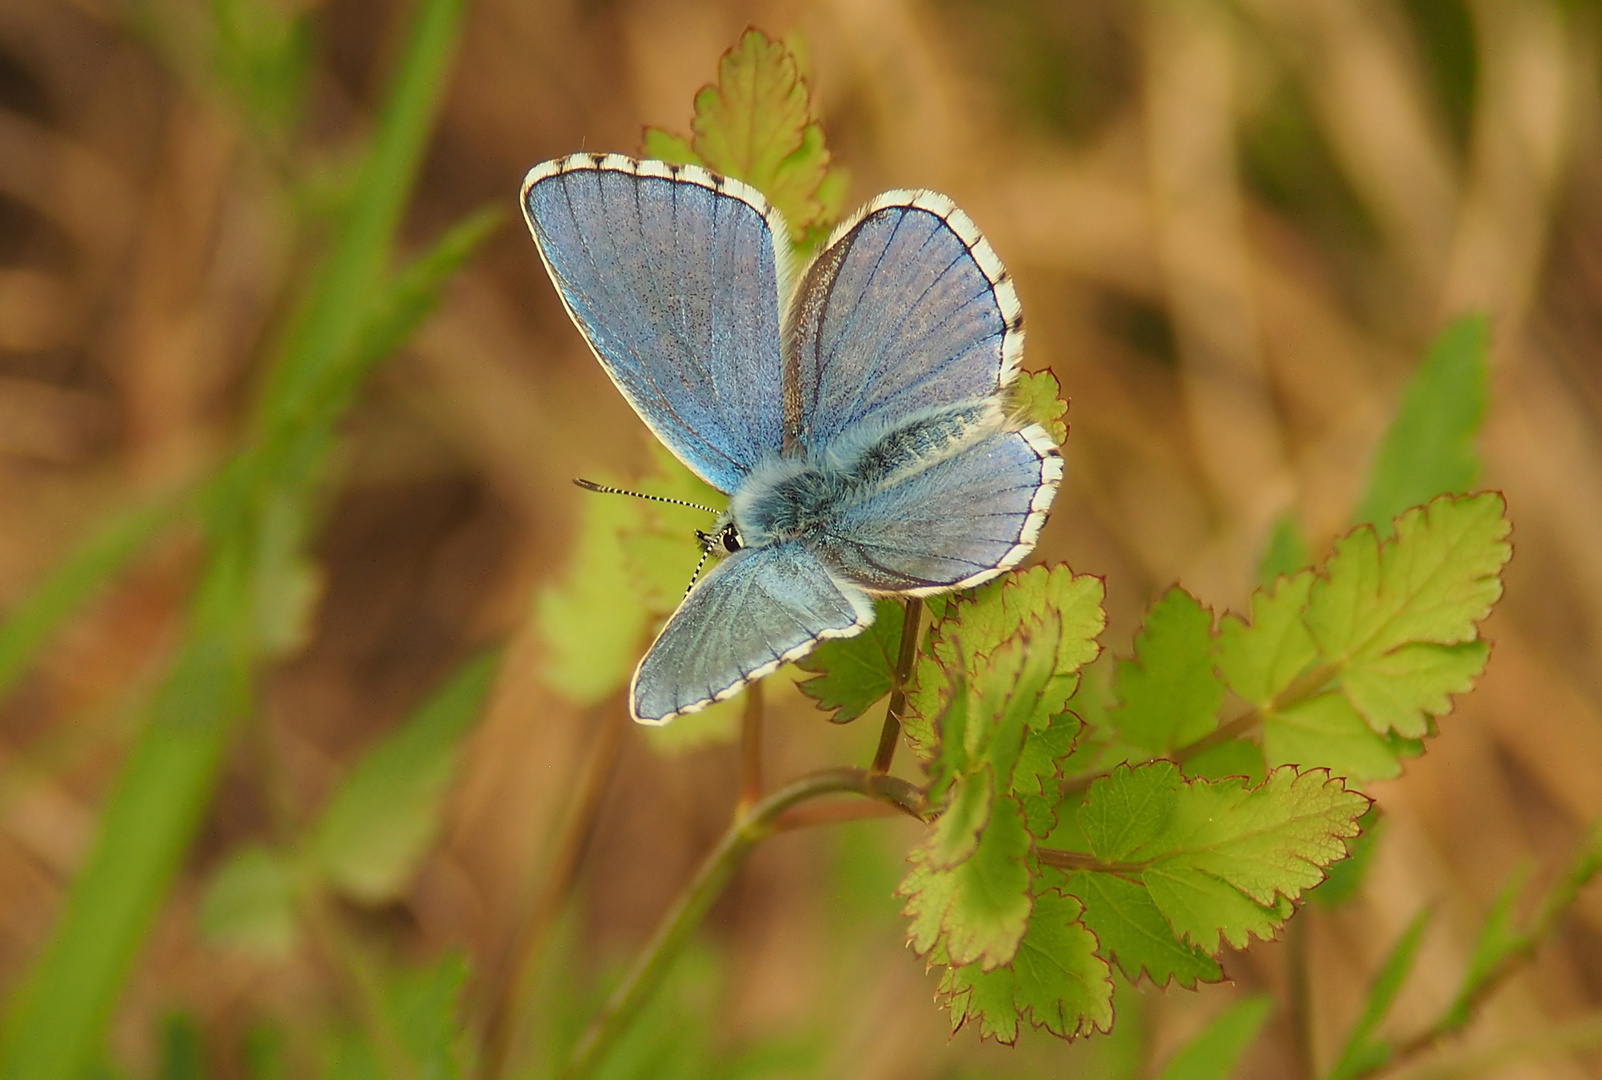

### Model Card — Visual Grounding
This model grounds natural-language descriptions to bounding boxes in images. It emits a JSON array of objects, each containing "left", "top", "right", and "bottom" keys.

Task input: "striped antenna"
[
  {"left": 572, "top": 477, "right": 719, "bottom": 515},
  {"left": 683, "top": 546, "right": 713, "bottom": 597}
]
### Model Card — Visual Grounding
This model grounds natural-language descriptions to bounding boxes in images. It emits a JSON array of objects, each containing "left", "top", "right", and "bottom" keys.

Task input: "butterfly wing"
[
  {"left": 818, "top": 425, "right": 1062, "bottom": 595},
  {"left": 523, "top": 154, "right": 792, "bottom": 493},
  {"left": 631, "top": 541, "right": 874, "bottom": 724},
  {"left": 783, "top": 191, "right": 1024, "bottom": 454}
]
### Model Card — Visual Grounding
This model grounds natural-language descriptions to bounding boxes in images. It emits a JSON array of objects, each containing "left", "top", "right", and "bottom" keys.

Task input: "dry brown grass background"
[{"left": 2, "top": 0, "right": 1602, "bottom": 1076}]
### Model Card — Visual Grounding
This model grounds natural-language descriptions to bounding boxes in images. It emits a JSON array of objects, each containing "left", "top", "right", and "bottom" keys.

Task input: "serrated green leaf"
[
  {"left": 907, "top": 565, "right": 1105, "bottom": 758},
  {"left": 1109, "top": 588, "right": 1223, "bottom": 754},
  {"left": 1184, "top": 739, "right": 1266, "bottom": 785},
  {"left": 313, "top": 652, "right": 497, "bottom": 903},
  {"left": 901, "top": 791, "right": 1032, "bottom": 969},
  {"left": 1340, "top": 640, "right": 1489, "bottom": 739},
  {"left": 1327, "top": 909, "right": 1431, "bottom": 1080},
  {"left": 1354, "top": 315, "right": 1488, "bottom": 534},
  {"left": 1309, "top": 806, "right": 1384, "bottom": 907},
  {"left": 683, "top": 29, "right": 835, "bottom": 237},
  {"left": 640, "top": 127, "right": 701, "bottom": 165},
  {"left": 977, "top": 618, "right": 1064, "bottom": 787},
  {"left": 1156, "top": 995, "right": 1273, "bottom": 1080},
  {"left": 1061, "top": 870, "right": 1222, "bottom": 988},
  {"left": 1217, "top": 572, "right": 1317, "bottom": 707},
  {"left": 941, "top": 890, "right": 1113, "bottom": 1044},
  {"left": 1307, "top": 493, "right": 1510, "bottom": 736},
  {"left": 1013, "top": 709, "right": 1083, "bottom": 838},
  {"left": 1264, "top": 694, "right": 1402, "bottom": 782},
  {"left": 1012, "top": 369, "right": 1069, "bottom": 444},
  {"left": 1075, "top": 763, "right": 1368, "bottom": 954},
  {"left": 926, "top": 770, "right": 994, "bottom": 871},
  {"left": 796, "top": 597, "right": 906, "bottom": 723},
  {"left": 198, "top": 846, "right": 300, "bottom": 958}
]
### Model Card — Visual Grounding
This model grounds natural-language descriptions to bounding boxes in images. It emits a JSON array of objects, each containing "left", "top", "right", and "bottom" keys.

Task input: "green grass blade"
[
  {"left": 256, "top": 0, "right": 466, "bottom": 425},
  {"left": 1156, "top": 995, "right": 1273, "bottom": 1080},
  {"left": 0, "top": 544, "right": 254, "bottom": 1080},
  {"left": 1353, "top": 315, "right": 1488, "bottom": 534},
  {"left": 1326, "top": 908, "right": 1432, "bottom": 1080},
  {"left": 0, "top": 489, "right": 192, "bottom": 704},
  {"left": 0, "top": 0, "right": 467, "bottom": 1072}
]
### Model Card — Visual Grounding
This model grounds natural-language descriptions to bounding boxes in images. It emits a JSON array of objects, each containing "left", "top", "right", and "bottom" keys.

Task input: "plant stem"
[
  {"left": 1359, "top": 821, "right": 1602, "bottom": 1080},
  {"left": 1058, "top": 661, "right": 1339, "bottom": 799},
  {"left": 738, "top": 681, "right": 764, "bottom": 814},
  {"left": 482, "top": 700, "right": 629, "bottom": 1080},
  {"left": 1378, "top": 1010, "right": 1602, "bottom": 1080},
  {"left": 1287, "top": 909, "right": 1316, "bottom": 1080},
  {"left": 872, "top": 597, "right": 923, "bottom": 775},
  {"left": 561, "top": 767, "right": 925, "bottom": 1079}
]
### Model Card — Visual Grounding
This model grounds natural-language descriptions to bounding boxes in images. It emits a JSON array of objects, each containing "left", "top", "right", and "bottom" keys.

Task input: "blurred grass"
[{"left": 0, "top": 0, "right": 475, "bottom": 1074}]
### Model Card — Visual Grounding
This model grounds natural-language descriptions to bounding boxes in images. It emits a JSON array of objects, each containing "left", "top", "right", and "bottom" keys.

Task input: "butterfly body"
[{"left": 522, "top": 153, "right": 1062, "bottom": 723}]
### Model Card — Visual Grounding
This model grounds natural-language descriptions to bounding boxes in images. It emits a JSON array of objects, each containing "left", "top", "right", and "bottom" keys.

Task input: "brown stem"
[
  {"left": 482, "top": 701, "right": 628, "bottom": 1080},
  {"left": 872, "top": 597, "right": 924, "bottom": 775},
  {"left": 1035, "top": 847, "right": 1148, "bottom": 876},
  {"left": 738, "top": 681, "right": 764, "bottom": 814}
]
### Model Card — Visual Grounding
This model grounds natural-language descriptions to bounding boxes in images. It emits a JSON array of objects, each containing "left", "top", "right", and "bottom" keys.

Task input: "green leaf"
[
  {"left": 1109, "top": 589, "right": 1223, "bottom": 754},
  {"left": 1217, "top": 572, "right": 1317, "bottom": 707},
  {"left": 1442, "top": 862, "right": 1530, "bottom": 1030},
  {"left": 386, "top": 954, "right": 472, "bottom": 1079},
  {"left": 1340, "top": 641, "right": 1489, "bottom": 740},
  {"left": 314, "top": 652, "right": 497, "bottom": 903},
  {"left": 1353, "top": 315, "right": 1488, "bottom": 534},
  {"left": 1156, "top": 995, "right": 1273, "bottom": 1080},
  {"left": 1076, "top": 763, "right": 1369, "bottom": 954},
  {"left": 1259, "top": 513, "right": 1312, "bottom": 588},
  {"left": 940, "top": 890, "right": 1113, "bottom": 1044},
  {"left": 1309, "top": 806, "right": 1384, "bottom": 907},
  {"left": 796, "top": 598, "right": 906, "bottom": 723},
  {"left": 1306, "top": 493, "right": 1510, "bottom": 737},
  {"left": 198, "top": 846, "right": 300, "bottom": 958},
  {"left": 1264, "top": 694, "right": 1402, "bottom": 782},
  {"left": 1061, "top": 870, "right": 1222, "bottom": 988},
  {"left": 537, "top": 491, "right": 651, "bottom": 706},
  {"left": 680, "top": 28, "right": 837, "bottom": 237},
  {"left": 639, "top": 127, "right": 701, "bottom": 165},
  {"left": 901, "top": 789, "right": 1032, "bottom": 969},
  {"left": 1013, "top": 708, "right": 1083, "bottom": 838},
  {"left": 1012, "top": 369, "right": 1069, "bottom": 444},
  {"left": 1326, "top": 909, "right": 1431, "bottom": 1080},
  {"left": 907, "top": 565, "right": 1105, "bottom": 759}
]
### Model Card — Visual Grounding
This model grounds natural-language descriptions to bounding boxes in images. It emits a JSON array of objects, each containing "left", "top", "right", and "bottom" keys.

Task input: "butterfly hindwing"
[
  {"left": 523, "top": 154, "right": 792, "bottom": 493},
  {"left": 631, "top": 541, "right": 874, "bottom": 724},
  {"left": 784, "top": 191, "right": 1024, "bottom": 454},
  {"left": 817, "top": 424, "right": 1062, "bottom": 594}
]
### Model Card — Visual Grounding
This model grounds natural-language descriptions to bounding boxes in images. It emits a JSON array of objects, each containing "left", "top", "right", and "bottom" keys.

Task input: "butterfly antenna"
[
  {"left": 683, "top": 546, "right": 713, "bottom": 598},
  {"left": 572, "top": 477, "right": 719, "bottom": 515}
]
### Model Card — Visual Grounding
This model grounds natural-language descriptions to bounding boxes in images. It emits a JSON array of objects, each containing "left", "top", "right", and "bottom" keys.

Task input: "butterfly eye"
[{"left": 721, "top": 525, "right": 743, "bottom": 552}]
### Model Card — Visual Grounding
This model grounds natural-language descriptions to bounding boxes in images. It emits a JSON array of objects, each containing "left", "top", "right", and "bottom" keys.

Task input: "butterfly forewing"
[
  {"left": 783, "top": 191, "right": 1025, "bottom": 455},
  {"left": 522, "top": 154, "right": 791, "bottom": 493}
]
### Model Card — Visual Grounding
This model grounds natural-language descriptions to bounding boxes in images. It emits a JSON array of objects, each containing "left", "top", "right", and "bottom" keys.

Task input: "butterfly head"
[{"left": 697, "top": 517, "right": 745, "bottom": 557}]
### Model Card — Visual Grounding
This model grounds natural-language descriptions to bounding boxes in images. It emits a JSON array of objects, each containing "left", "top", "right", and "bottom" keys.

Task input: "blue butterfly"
[{"left": 521, "top": 153, "right": 1063, "bottom": 724}]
